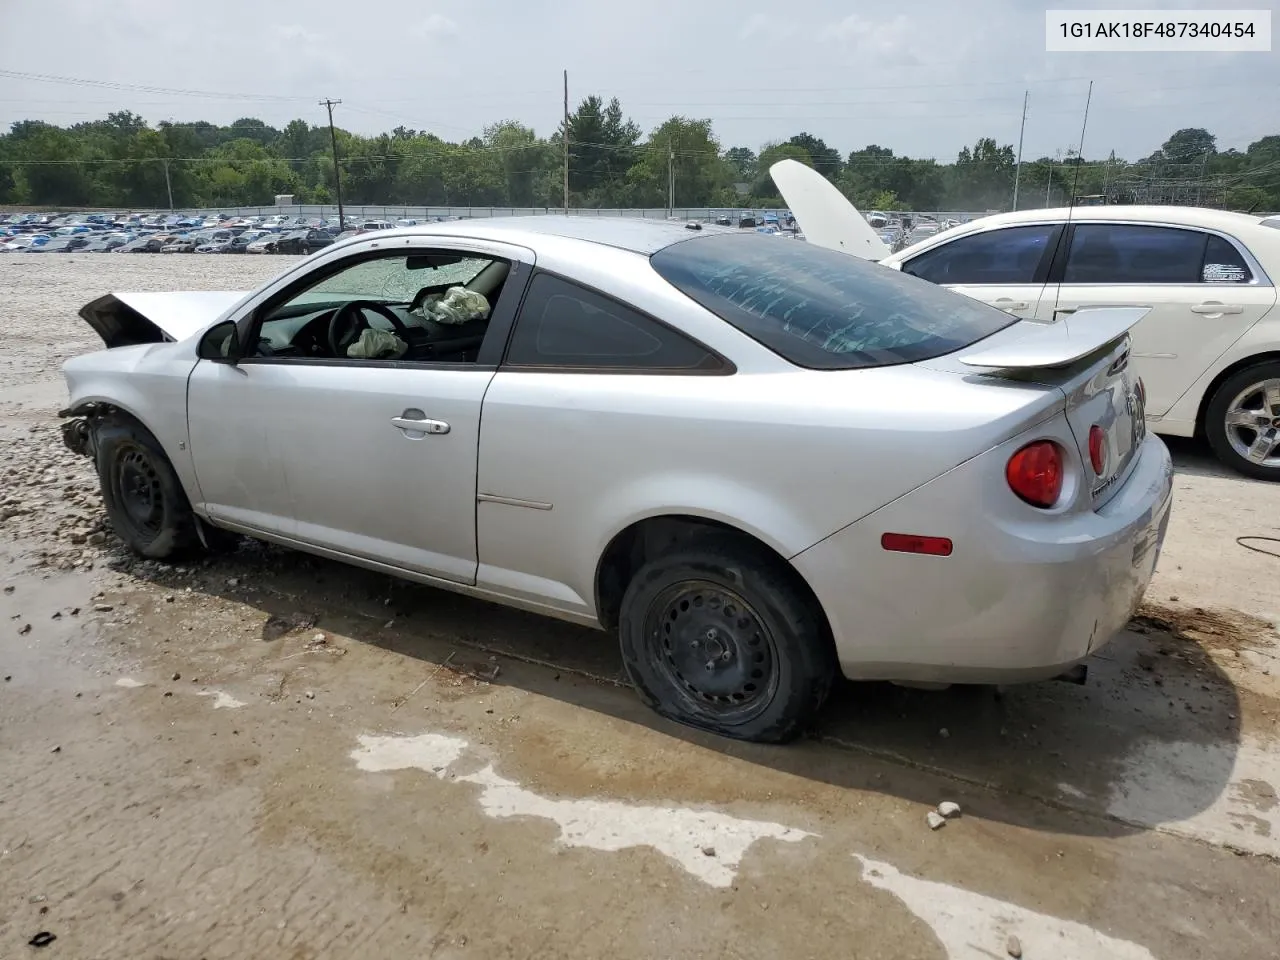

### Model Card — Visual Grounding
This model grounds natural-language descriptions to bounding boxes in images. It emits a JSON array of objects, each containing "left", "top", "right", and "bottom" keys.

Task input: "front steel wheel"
[
  {"left": 1206, "top": 362, "right": 1280, "bottom": 481},
  {"left": 95, "top": 415, "right": 199, "bottom": 558},
  {"left": 618, "top": 536, "right": 835, "bottom": 743}
]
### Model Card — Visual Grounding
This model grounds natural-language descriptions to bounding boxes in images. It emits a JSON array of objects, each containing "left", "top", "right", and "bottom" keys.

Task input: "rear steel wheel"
[
  {"left": 618, "top": 536, "right": 835, "bottom": 743},
  {"left": 645, "top": 580, "right": 780, "bottom": 726}
]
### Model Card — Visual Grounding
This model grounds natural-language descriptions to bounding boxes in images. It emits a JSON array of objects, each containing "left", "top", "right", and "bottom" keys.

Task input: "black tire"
[
  {"left": 618, "top": 536, "right": 835, "bottom": 743},
  {"left": 1204, "top": 360, "right": 1280, "bottom": 481},
  {"left": 95, "top": 415, "right": 199, "bottom": 559}
]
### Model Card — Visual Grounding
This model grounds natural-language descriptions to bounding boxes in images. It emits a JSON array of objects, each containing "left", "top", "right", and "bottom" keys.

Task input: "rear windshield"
[{"left": 650, "top": 233, "right": 1017, "bottom": 369}]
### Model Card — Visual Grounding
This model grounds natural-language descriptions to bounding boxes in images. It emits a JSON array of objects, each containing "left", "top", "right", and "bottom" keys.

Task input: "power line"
[{"left": 0, "top": 69, "right": 311, "bottom": 102}]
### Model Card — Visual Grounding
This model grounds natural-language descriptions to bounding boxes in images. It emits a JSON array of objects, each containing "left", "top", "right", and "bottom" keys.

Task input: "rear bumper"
[{"left": 792, "top": 429, "right": 1173, "bottom": 684}]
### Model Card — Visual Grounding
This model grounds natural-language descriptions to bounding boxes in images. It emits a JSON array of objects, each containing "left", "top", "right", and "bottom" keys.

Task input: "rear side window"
[
  {"left": 505, "top": 272, "right": 720, "bottom": 370},
  {"left": 902, "top": 224, "right": 1057, "bottom": 285},
  {"left": 1201, "top": 234, "right": 1253, "bottom": 283},
  {"left": 650, "top": 233, "right": 1017, "bottom": 371},
  {"left": 1063, "top": 224, "right": 1207, "bottom": 284}
]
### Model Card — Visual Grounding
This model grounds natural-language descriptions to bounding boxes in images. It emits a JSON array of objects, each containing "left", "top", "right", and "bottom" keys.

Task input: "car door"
[
  {"left": 1040, "top": 222, "right": 1278, "bottom": 417},
  {"left": 185, "top": 237, "right": 532, "bottom": 585},
  {"left": 475, "top": 271, "right": 732, "bottom": 617},
  {"left": 897, "top": 222, "right": 1061, "bottom": 321}
]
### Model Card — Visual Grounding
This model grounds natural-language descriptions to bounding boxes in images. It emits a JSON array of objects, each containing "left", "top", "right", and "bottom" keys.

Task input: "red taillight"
[
  {"left": 1088, "top": 424, "right": 1107, "bottom": 475},
  {"left": 881, "top": 532, "right": 953, "bottom": 557},
  {"left": 1006, "top": 440, "right": 1063, "bottom": 508}
]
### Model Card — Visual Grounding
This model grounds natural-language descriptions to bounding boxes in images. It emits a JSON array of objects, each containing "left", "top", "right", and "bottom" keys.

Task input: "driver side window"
[{"left": 251, "top": 250, "right": 510, "bottom": 364}]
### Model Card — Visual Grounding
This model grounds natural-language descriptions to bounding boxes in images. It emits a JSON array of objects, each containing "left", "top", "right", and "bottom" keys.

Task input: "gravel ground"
[{"left": 2, "top": 254, "right": 1279, "bottom": 959}]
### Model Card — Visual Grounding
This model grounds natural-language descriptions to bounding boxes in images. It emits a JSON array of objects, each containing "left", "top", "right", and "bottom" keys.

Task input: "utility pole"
[
  {"left": 667, "top": 128, "right": 683, "bottom": 217},
  {"left": 562, "top": 70, "right": 570, "bottom": 215},
  {"left": 162, "top": 158, "right": 173, "bottom": 211},
  {"left": 320, "top": 98, "right": 345, "bottom": 227},
  {"left": 1195, "top": 147, "right": 1210, "bottom": 205},
  {"left": 1012, "top": 90, "right": 1028, "bottom": 210}
]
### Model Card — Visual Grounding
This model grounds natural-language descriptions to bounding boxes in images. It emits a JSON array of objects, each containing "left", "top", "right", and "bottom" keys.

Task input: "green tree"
[
  {"left": 625, "top": 116, "right": 727, "bottom": 207},
  {"left": 723, "top": 146, "right": 756, "bottom": 181},
  {"left": 483, "top": 121, "right": 551, "bottom": 207},
  {"left": 786, "top": 132, "right": 842, "bottom": 179},
  {"left": 752, "top": 142, "right": 811, "bottom": 201},
  {"left": 562, "top": 95, "right": 640, "bottom": 204}
]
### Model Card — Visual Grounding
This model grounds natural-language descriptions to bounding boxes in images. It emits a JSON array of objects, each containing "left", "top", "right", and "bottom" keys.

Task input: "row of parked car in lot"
[{"left": 0, "top": 211, "right": 446, "bottom": 255}]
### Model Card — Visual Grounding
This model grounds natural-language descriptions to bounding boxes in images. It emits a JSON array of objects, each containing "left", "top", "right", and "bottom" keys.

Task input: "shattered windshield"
[
  {"left": 650, "top": 233, "right": 1016, "bottom": 370},
  {"left": 291, "top": 255, "right": 489, "bottom": 306}
]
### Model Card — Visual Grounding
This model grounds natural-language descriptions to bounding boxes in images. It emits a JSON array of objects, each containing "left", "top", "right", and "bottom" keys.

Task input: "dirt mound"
[{"left": 1131, "top": 601, "right": 1276, "bottom": 652}]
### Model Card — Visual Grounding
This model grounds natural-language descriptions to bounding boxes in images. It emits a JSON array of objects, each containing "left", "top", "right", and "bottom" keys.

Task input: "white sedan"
[
  {"left": 773, "top": 159, "right": 1280, "bottom": 480},
  {"left": 59, "top": 218, "right": 1171, "bottom": 742}
]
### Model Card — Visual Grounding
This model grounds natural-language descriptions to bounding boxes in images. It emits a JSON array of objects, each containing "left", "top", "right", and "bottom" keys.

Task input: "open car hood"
[
  {"left": 79, "top": 291, "right": 249, "bottom": 348},
  {"left": 768, "top": 158, "right": 891, "bottom": 260}
]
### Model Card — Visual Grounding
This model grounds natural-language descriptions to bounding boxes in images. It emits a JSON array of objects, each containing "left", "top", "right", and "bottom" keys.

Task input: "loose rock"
[
  {"left": 937, "top": 801, "right": 961, "bottom": 819},
  {"left": 926, "top": 811, "right": 947, "bottom": 830},
  {"left": 1006, "top": 933, "right": 1023, "bottom": 957}
]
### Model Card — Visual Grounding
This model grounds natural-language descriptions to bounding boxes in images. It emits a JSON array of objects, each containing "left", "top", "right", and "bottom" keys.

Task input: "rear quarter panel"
[
  {"left": 474, "top": 364, "right": 1061, "bottom": 620},
  {"left": 1158, "top": 225, "right": 1280, "bottom": 433}
]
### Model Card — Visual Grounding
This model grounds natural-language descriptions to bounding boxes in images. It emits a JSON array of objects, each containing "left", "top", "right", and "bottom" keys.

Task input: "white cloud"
[
  {"left": 274, "top": 24, "right": 322, "bottom": 44},
  {"left": 412, "top": 13, "right": 459, "bottom": 39},
  {"left": 739, "top": 13, "right": 798, "bottom": 41},
  {"left": 821, "top": 13, "right": 914, "bottom": 57}
]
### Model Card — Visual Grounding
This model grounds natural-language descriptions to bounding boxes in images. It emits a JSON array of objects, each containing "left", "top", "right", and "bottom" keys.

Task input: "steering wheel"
[{"left": 327, "top": 300, "right": 409, "bottom": 357}]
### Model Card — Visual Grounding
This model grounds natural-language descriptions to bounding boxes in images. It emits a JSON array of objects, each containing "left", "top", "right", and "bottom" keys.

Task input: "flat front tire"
[
  {"left": 95, "top": 416, "right": 199, "bottom": 559},
  {"left": 618, "top": 537, "right": 835, "bottom": 743},
  {"left": 1205, "top": 361, "right": 1280, "bottom": 481}
]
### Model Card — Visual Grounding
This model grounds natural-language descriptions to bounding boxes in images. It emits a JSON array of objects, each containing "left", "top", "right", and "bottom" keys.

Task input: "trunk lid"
[
  {"left": 768, "top": 158, "right": 891, "bottom": 260},
  {"left": 925, "top": 306, "right": 1150, "bottom": 508},
  {"left": 79, "top": 291, "right": 249, "bottom": 348}
]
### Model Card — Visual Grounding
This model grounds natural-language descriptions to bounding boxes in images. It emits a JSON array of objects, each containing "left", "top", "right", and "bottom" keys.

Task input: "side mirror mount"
[{"left": 197, "top": 319, "right": 242, "bottom": 363}]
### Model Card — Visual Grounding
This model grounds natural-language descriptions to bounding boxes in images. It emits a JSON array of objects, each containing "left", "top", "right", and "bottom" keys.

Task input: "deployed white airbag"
[{"left": 414, "top": 287, "right": 491, "bottom": 325}]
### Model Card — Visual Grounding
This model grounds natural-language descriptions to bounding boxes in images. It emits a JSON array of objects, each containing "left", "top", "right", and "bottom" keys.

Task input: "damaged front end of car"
[{"left": 57, "top": 401, "right": 106, "bottom": 460}]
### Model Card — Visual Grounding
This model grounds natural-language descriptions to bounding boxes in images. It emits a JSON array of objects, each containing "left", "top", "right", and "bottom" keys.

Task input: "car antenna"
[{"left": 1066, "top": 80, "right": 1093, "bottom": 222}]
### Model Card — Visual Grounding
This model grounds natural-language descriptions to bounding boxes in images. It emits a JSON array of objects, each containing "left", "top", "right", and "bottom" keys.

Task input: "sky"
[{"left": 0, "top": 0, "right": 1275, "bottom": 162}]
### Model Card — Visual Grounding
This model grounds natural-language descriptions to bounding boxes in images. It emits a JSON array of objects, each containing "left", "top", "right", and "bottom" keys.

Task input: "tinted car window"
[
  {"left": 1063, "top": 224, "right": 1207, "bottom": 284},
  {"left": 650, "top": 233, "right": 1016, "bottom": 371},
  {"left": 505, "top": 273, "right": 718, "bottom": 370},
  {"left": 902, "top": 225, "right": 1056, "bottom": 284},
  {"left": 1201, "top": 234, "right": 1253, "bottom": 283}
]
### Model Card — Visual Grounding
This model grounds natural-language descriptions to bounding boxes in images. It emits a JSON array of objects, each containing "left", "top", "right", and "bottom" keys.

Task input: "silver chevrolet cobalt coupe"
[{"left": 60, "top": 217, "right": 1172, "bottom": 742}]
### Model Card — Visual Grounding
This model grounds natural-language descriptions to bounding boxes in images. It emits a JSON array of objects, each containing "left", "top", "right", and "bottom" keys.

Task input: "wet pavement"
[{"left": 2, "top": 256, "right": 1279, "bottom": 959}]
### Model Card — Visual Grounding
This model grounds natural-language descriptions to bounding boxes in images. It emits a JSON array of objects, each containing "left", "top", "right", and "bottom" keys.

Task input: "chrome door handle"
[
  {"left": 391, "top": 415, "right": 450, "bottom": 435},
  {"left": 993, "top": 298, "right": 1030, "bottom": 311},
  {"left": 1190, "top": 302, "right": 1243, "bottom": 315}
]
